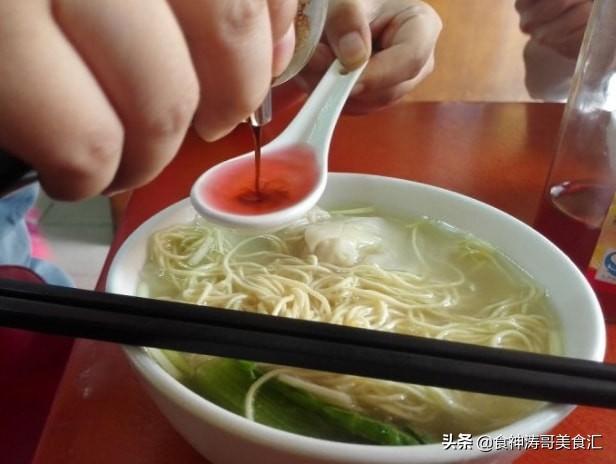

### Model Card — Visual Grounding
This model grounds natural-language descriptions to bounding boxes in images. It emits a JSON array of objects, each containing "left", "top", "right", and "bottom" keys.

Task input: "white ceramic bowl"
[{"left": 107, "top": 173, "right": 606, "bottom": 464}]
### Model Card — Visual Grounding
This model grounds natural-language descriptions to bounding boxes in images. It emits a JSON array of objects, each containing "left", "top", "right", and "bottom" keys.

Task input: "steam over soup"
[{"left": 139, "top": 207, "right": 561, "bottom": 445}]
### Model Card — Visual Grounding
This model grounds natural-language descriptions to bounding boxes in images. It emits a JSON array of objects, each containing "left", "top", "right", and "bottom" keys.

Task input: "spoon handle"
[{"left": 276, "top": 60, "right": 367, "bottom": 157}]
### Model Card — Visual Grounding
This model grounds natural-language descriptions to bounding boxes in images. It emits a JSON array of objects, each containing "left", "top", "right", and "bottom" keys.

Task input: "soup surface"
[{"left": 139, "top": 207, "right": 561, "bottom": 444}]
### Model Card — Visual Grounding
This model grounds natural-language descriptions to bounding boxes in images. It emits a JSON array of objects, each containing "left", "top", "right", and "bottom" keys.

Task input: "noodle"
[{"left": 142, "top": 210, "right": 559, "bottom": 436}]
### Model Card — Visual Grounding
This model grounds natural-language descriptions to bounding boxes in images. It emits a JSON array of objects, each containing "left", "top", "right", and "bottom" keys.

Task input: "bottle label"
[
  {"left": 589, "top": 195, "right": 616, "bottom": 288},
  {"left": 595, "top": 248, "right": 616, "bottom": 283}
]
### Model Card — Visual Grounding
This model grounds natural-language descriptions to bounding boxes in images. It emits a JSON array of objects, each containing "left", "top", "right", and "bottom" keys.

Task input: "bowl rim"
[{"left": 108, "top": 172, "right": 606, "bottom": 463}]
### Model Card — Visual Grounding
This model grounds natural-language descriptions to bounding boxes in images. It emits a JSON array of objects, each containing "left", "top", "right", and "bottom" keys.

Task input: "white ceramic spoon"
[{"left": 190, "top": 59, "right": 366, "bottom": 230}]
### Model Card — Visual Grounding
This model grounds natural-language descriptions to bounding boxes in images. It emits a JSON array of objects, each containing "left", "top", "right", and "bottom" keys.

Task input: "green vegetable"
[
  {"left": 182, "top": 357, "right": 425, "bottom": 446},
  {"left": 161, "top": 349, "right": 193, "bottom": 377}
]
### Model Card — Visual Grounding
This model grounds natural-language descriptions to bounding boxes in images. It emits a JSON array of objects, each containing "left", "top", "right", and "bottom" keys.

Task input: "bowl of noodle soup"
[{"left": 107, "top": 173, "right": 605, "bottom": 464}]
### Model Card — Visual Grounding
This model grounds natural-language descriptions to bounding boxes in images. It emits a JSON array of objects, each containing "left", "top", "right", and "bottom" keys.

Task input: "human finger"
[
  {"left": 323, "top": 0, "right": 372, "bottom": 70},
  {"left": 0, "top": 2, "right": 123, "bottom": 200},
  {"left": 53, "top": 0, "right": 200, "bottom": 194},
  {"left": 532, "top": 2, "right": 592, "bottom": 54},
  {"left": 516, "top": 0, "right": 588, "bottom": 34},
  {"left": 355, "top": 1, "right": 440, "bottom": 98},
  {"left": 514, "top": 0, "right": 536, "bottom": 12},
  {"left": 268, "top": 0, "right": 298, "bottom": 77},
  {"left": 169, "top": 0, "right": 293, "bottom": 141},
  {"left": 344, "top": 80, "right": 416, "bottom": 114},
  {"left": 548, "top": 28, "right": 587, "bottom": 58},
  {"left": 345, "top": 53, "right": 434, "bottom": 114}
]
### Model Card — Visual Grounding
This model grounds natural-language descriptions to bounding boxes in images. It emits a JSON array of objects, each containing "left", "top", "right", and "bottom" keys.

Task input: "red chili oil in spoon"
[{"left": 200, "top": 125, "right": 319, "bottom": 215}]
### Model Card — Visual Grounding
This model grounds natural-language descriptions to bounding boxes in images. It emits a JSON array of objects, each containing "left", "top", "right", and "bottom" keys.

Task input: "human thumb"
[{"left": 324, "top": 0, "right": 371, "bottom": 70}]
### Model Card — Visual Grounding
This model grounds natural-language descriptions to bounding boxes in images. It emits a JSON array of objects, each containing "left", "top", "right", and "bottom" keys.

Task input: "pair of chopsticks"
[{"left": 0, "top": 278, "right": 615, "bottom": 409}]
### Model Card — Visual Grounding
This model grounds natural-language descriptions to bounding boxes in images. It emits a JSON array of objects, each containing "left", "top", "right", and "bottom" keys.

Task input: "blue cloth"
[{"left": 0, "top": 184, "right": 73, "bottom": 287}]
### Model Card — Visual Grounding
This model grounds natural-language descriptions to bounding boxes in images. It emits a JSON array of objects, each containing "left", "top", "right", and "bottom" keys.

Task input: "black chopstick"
[
  {"left": 1, "top": 278, "right": 613, "bottom": 382},
  {"left": 0, "top": 278, "right": 615, "bottom": 409}
]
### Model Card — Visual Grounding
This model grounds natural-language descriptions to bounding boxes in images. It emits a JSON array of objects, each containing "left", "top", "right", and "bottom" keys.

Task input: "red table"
[{"left": 33, "top": 102, "right": 616, "bottom": 463}]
